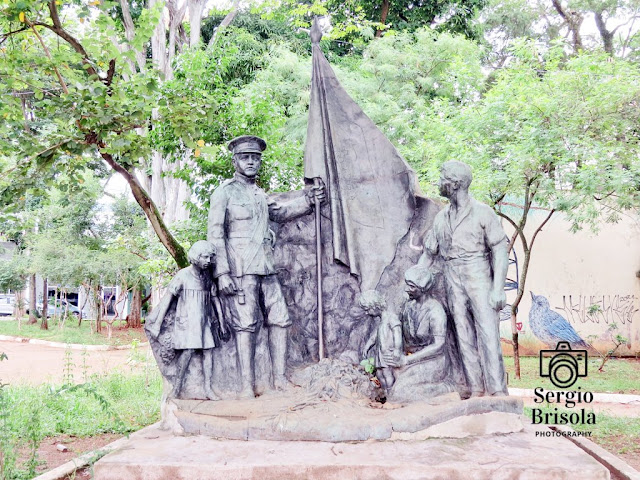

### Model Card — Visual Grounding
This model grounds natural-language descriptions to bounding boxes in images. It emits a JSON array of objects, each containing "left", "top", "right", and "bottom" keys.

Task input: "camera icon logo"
[{"left": 539, "top": 341, "right": 588, "bottom": 388}]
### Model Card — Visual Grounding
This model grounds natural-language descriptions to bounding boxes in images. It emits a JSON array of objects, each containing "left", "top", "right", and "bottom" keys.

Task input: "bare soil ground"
[
  {"left": 0, "top": 337, "right": 149, "bottom": 385},
  {"left": 33, "top": 433, "right": 122, "bottom": 477}
]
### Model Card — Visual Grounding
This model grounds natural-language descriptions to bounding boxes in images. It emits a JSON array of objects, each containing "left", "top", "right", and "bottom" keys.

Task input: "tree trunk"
[
  {"left": 188, "top": 0, "right": 206, "bottom": 48},
  {"left": 128, "top": 286, "right": 142, "bottom": 328},
  {"left": 14, "top": 290, "right": 25, "bottom": 324},
  {"left": 376, "top": 0, "right": 390, "bottom": 38},
  {"left": 510, "top": 311, "right": 520, "bottom": 379},
  {"left": 551, "top": 0, "right": 583, "bottom": 52},
  {"left": 28, "top": 273, "right": 37, "bottom": 324},
  {"left": 53, "top": 287, "right": 60, "bottom": 325},
  {"left": 594, "top": 11, "right": 614, "bottom": 54},
  {"left": 119, "top": 0, "right": 147, "bottom": 72},
  {"left": 40, "top": 277, "right": 48, "bottom": 330},
  {"left": 96, "top": 286, "right": 103, "bottom": 334},
  {"left": 166, "top": 0, "right": 188, "bottom": 81},
  {"left": 150, "top": 0, "right": 169, "bottom": 78}
]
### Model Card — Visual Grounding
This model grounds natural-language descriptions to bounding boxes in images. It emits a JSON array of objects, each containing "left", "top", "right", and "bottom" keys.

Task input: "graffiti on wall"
[{"left": 555, "top": 295, "right": 638, "bottom": 325}]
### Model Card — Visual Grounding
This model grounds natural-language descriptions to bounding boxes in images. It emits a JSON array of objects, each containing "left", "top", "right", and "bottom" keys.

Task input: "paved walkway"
[
  {"left": 508, "top": 387, "right": 640, "bottom": 418},
  {"left": 0, "top": 339, "right": 151, "bottom": 385}
]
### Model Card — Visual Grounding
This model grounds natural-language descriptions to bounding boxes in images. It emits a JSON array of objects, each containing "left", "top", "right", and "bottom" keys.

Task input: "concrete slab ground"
[{"left": 93, "top": 421, "right": 610, "bottom": 480}]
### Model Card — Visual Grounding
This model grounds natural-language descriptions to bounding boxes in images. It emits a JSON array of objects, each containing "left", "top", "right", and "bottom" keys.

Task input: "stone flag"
[{"left": 304, "top": 22, "right": 420, "bottom": 291}]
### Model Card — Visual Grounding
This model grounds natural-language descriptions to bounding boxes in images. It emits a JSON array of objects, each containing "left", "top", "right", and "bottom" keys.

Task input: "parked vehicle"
[
  {"left": 27, "top": 299, "right": 83, "bottom": 318},
  {"left": 0, "top": 295, "right": 14, "bottom": 316}
]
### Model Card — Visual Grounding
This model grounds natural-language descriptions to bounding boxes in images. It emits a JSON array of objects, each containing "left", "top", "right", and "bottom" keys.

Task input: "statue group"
[
  {"left": 145, "top": 21, "right": 510, "bottom": 407},
  {"left": 146, "top": 134, "right": 510, "bottom": 404}
]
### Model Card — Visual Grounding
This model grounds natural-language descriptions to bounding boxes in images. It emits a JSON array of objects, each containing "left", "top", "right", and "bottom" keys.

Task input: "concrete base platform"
[{"left": 93, "top": 422, "right": 610, "bottom": 480}]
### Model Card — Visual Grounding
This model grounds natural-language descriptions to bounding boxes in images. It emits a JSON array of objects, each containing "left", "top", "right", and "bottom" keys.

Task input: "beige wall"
[{"left": 500, "top": 212, "right": 640, "bottom": 356}]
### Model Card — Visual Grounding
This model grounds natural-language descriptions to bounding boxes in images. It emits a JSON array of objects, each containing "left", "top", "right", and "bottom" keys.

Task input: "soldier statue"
[{"left": 207, "top": 135, "right": 324, "bottom": 399}]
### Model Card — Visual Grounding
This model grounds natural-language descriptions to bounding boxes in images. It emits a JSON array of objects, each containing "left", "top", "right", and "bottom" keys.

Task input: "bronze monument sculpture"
[
  {"left": 96, "top": 21, "right": 611, "bottom": 480},
  {"left": 143, "top": 20, "right": 517, "bottom": 439}
]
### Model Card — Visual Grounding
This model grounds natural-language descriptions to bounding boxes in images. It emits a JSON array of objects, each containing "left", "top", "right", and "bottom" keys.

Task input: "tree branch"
[
  {"left": 33, "top": 6, "right": 102, "bottom": 82},
  {"left": 28, "top": 22, "right": 69, "bottom": 94},
  {"left": 96, "top": 142, "right": 189, "bottom": 268},
  {"left": 0, "top": 26, "right": 30, "bottom": 46},
  {"left": 529, "top": 208, "right": 555, "bottom": 250},
  {"left": 105, "top": 59, "right": 116, "bottom": 86},
  {"left": 208, "top": 0, "right": 240, "bottom": 49},
  {"left": 496, "top": 210, "right": 529, "bottom": 254}
]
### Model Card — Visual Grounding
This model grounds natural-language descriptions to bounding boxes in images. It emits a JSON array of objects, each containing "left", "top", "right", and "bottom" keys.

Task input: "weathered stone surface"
[
  {"left": 93, "top": 422, "right": 611, "bottom": 480},
  {"left": 168, "top": 386, "right": 524, "bottom": 442},
  {"left": 390, "top": 412, "right": 524, "bottom": 440}
]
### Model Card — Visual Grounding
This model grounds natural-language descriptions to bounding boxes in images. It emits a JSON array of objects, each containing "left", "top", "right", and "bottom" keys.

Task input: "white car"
[{"left": 0, "top": 295, "right": 14, "bottom": 316}]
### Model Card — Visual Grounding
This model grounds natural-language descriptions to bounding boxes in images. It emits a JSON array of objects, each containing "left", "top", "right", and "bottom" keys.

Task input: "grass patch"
[
  {"left": 504, "top": 356, "right": 640, "bottom": 394},
  {"left": 523, "top": 406, "right": 640, "bottom": 456},
  {"left": 0, "top": 370, "right": 162, "bottom": 479},
  {"left": 0, "top": 318, "right": 147, "bottom": 346}
]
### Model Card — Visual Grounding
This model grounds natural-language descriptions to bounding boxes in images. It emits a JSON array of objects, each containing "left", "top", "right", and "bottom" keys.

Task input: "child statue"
[
  {"left": 146, "top": 240, "right": 228, "bottom": 400},
  {"left": 360, "top": 290, "right": 403, "bottom": 393}
]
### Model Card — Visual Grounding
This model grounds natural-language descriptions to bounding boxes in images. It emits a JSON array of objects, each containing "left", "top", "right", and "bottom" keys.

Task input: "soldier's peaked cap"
[{"left": 228, "top": 135, "right": 267, "bottom": 155}]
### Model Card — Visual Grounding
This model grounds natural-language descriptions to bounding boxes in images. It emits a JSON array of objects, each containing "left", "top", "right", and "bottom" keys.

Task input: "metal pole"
[{"left": 314, "top": 177, "right": 324, "bottom": 360}]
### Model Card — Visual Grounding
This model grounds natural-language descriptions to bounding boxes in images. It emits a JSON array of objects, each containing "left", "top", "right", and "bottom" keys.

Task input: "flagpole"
[
  {"left": 314, "top": 177, "right": 324, "bottom": 360},
  {"left": 310, "top": 18, "right": 325, "bottom": 361}
]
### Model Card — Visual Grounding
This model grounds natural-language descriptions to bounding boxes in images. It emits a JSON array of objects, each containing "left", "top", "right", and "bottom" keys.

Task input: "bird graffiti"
[{"left": 528, "top": 292, "right": 590, "bottom": 349}]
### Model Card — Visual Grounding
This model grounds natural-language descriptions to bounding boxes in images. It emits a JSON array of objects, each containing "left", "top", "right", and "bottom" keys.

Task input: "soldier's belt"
[{"left": 443, "top": 253, "right": 489, "bottom": 265}]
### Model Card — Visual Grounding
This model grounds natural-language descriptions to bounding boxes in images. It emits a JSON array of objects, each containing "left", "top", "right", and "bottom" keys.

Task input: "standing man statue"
[
  {"left": 417, "top": 161, "right": 509, "bottom": 398},
  {"left": 208, "top": 135, "right": 324, "bottom": 399}
]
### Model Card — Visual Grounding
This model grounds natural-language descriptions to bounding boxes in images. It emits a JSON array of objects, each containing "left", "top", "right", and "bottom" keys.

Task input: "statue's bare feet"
[
  {"left": 238, "top": 386, "right": 255, "bottom": 399},
  {"left": 205, "top": 387, "right": 220, "bottom": 401},
  {"left": 273, "top": 375, "right": 292, "bottom": 392}
]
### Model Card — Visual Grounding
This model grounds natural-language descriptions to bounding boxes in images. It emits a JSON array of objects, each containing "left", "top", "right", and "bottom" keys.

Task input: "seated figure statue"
[{"left": 385, "top": 265, "right": 455, "bottom": 402}]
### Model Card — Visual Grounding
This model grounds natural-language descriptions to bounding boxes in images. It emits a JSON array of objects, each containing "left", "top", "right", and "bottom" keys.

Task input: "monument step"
[{"left": 93, "top": 422, "right": 610, "bottom": 480}]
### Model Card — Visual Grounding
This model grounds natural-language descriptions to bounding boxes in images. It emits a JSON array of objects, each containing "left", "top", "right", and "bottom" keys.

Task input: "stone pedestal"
[
  {"left": 169, "top": 393, "right": 524, "bottom": 442},
  {"left": 93, "top": 421, "right": 610, "bottom": 480}
]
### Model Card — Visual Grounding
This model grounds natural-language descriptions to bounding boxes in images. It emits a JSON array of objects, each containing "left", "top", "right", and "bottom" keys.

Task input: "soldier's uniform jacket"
[{"left": 207, "top": 175, "right": 311, "bottom": 278}]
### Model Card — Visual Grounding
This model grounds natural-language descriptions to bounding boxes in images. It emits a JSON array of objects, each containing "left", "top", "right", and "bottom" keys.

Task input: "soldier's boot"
[
  {"left": 236, "top": 331, "right": 255, "bottom": 399},
  {"left": 269, "top": 326, "right": 291, "bottom": 391}
]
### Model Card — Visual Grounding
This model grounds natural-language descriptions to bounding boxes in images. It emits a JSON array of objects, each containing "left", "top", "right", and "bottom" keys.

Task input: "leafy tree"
[
  {"left": 0, "top": 0, "right": 219, "bottom": 268},
  {"left": 479, "top": 0, "right": 640, "bottom": 61},
  {"left": 0, "top": 256, "right": 27, "bottom": 321},
  {"left": 258, "top": 0, "right": 486, "bottom": 42},
  {"left": 418, "top": 41, "right": 640, "bottom": 376}
]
